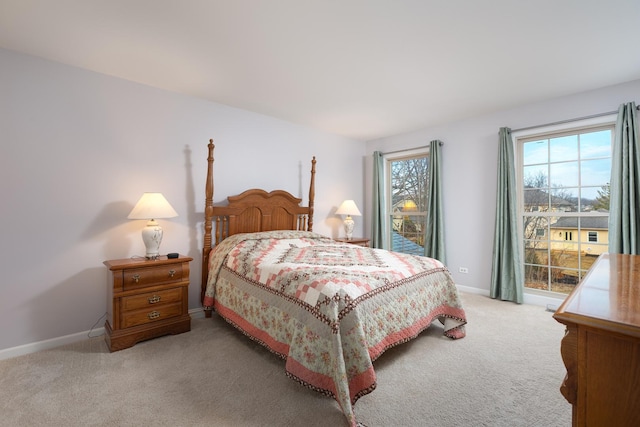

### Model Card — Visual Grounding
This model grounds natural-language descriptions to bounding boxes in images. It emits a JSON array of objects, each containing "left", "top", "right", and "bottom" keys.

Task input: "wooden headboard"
[{"left": 201, "top": 139, "right": 317, "bottom": 307}]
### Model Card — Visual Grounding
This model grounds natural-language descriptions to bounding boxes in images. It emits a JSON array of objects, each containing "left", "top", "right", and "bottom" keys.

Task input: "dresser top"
[
  {"left": 104, "top": 254, "right": 193, "bottom": 270},
  {"left": 554, "top": 253, "right": 640, "bottom": 337}
]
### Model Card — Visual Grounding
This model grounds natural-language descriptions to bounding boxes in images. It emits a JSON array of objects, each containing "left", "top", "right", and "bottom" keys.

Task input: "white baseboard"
[
  {"left": 0, "top": 328, "right": 104, "bottom": 361},
  {"left": 522, "top": 292, "right": 566, "bottom": 310},
  {"left": 189, "top": 307, "right": 206, "bottom": 319},
  {"left": 456, "top": 284, "right": 566, "bottom": 308},
  {"left": 0, "top": 307, "right": 207, "bottom": 362},
  {"left": 456, "top": 284, "right": 489, "bottom": 296}
]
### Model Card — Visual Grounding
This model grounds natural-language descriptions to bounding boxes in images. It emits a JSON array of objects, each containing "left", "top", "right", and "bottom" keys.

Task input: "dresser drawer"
[
  {"left": 121, "top": 287, "right": 183, "bottom": 312},
  {"left": 121, "top": 302, "right": 183, "bottom": 328},
  {"left": 123, "top": 264, "right": 184, "bottom": 291},
  {"left": 104, "top": 255, "right": 192, "bottom": 351}
]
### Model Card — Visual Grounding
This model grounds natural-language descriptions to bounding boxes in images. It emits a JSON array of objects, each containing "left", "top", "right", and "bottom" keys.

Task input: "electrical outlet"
[{"left": 459, "top": 267, "right": 469, "bottom": 274}]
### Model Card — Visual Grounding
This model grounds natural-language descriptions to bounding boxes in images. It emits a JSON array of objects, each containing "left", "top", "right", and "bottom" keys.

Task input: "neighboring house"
[
  {"left": 523, "top": 188, "right": 574, "bottom": 212},
  {"left": 391, "top": 199, "right": 422, "bottom": 235},
  {"left": 523, "top": 188, "right": 575, "bottom": 244},
  {"left": 523, "top": 188, "right": 608, "bottom": 256},
  {"left": 549, "top": 216, "right": 609, "bottom": 256}
]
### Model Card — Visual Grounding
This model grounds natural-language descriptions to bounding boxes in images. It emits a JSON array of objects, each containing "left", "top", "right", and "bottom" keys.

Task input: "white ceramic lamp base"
[
  {"left": 141, "top": 219, "right": 163, "bottom": 259},
  {"left": 343, "top": 216, "right": 355, "bottom": 240}
]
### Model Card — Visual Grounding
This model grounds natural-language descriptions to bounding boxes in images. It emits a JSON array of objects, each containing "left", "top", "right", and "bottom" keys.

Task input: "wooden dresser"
[
  {"left": 104, "top": 255, "right": 192, "bottom": 351},
  {"left": 553, "top": 253, "right": 640, "bottom": 426}
]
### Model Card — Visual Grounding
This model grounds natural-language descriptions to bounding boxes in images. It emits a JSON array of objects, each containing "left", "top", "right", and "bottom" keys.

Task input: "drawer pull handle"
[
  {"left": 132, "top": 274, "right": 140, "bottom": 283},
  {"left": 147, "top": 311, "right": 160, "bottom": 320},
  {"left": 148, "top": 295, "right": 161, "bottom": 304},
  {"left": 168, "top": 269, "right": 176, "bottom": 278}
]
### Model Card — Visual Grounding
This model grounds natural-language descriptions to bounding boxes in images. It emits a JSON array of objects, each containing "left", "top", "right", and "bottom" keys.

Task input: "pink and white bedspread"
[{"left": 203, "top": 230, "right": 466, "bottom": 426}]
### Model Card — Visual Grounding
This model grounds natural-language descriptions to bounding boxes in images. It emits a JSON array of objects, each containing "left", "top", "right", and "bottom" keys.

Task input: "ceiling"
[{"left": 2, "top": 1, "right": 640, "bottom": 141}]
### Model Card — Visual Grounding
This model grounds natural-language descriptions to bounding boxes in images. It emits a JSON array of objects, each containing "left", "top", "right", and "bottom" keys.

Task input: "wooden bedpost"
[
  {"left": 202, "top": 139, "right": 215, "bottom": 318},
  {"left": 308, "top": 156, "right": 316, "bottom": 231}
]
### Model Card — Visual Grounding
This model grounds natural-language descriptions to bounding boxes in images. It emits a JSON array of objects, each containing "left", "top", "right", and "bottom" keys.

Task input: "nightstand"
[
  {"left": 103, "top": 255, "right": 193, "bottom": 351},
  {"left": 334, "top": 237, "right": 370, "bottom": 247}
]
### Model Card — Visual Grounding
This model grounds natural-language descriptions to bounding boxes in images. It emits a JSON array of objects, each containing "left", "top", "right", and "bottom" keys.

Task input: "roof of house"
[
  {"left": 391, "top": 232, "right": 424, "bottom": 256},
  {"left": 550, "top": 216, "right": 608, "bottom": 230}
]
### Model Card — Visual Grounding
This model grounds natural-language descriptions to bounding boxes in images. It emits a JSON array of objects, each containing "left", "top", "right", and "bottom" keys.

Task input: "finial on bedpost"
[{"left": 308, "top": 156, "right": 316, "bottom": 232}]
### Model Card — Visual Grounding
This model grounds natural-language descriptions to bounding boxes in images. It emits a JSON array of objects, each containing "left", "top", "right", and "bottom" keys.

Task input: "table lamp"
[
  {"left": 336, "top": 199, "right": 361, "bottom": 240},
  {"left": 128, "top": 192, "right": 178, "bottom": 259}
]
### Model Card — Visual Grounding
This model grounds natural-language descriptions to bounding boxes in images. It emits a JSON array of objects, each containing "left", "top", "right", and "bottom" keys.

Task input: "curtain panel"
[
  {"left": 490, "top": 127, "right": 524, "bottom": 303},
  {"left": 609, "top": 102, "right": 640, "bottom": 254},
  {"left": 371, "top": 151, "right": 387, "bottom": 249},
  {"left": 424, "top": 140, "right": 446, "bottom": 262}
]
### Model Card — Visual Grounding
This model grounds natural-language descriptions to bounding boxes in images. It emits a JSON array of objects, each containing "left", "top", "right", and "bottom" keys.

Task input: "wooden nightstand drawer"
[
  {"left": 121, "top": 287, "right": 183, "bottom": 312},
  {"left": 121, "top": 301, "right": 183, "bottom": 328},
  {"left": 123, "top": 264, "right": 183, "bottom": 291},
  {"left": 104, "top": 255, "right": 192, "bottom": 352}
]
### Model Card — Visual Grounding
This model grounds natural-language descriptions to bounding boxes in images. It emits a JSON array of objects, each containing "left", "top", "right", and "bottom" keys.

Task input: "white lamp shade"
[
  {"left": 335, "top": 200, "right": 362, "bottom": 217},
  {"left": 336, "top": 200, "right": 361, "bottom": 240},
  {"left": 128, "top": 193, "right": 178, "bottom": 259},
  {"left": 128, "top": 193, "right": 178, "bottom": 220}
]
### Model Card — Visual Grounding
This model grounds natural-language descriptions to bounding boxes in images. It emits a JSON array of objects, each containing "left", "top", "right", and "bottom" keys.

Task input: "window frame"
[
  {"left": 514, "top": 113, "right": 616, "bottom": 296},
  {"left": 382, "top": 147, "right": 430, "bottom": 254}
]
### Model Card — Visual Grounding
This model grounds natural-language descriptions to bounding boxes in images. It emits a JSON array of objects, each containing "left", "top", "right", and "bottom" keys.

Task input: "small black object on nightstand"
[{"left": 167, "top": 252, "right": 179, "bottom": 259}]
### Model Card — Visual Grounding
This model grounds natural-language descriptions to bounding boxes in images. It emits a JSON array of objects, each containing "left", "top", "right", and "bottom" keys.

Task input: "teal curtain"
[
  {"left": 490, "top": 127, "right": 523, "bottom": 303},
  {"left": 424, "top": 140, "right": 445, "bottom": 262},
  {"left": 609, "top": 102, "right": 640, "bottom": 254},
  {"left": 371, "top": 151, "right": 387, "bottom": 249}
]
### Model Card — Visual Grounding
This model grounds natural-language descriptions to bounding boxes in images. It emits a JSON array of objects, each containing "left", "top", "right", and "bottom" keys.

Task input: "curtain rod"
[
  {"left": 382, "top": 141, "right": 443, "bottom": 156},
  {"left": 511, "top": 104, "right": 640, "bottom": 133}
]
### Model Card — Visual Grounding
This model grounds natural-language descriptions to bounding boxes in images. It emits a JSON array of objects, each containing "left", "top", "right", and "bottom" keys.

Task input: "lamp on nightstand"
[
  {"left": 128, "top": 192, "right": 178, "bottom": 259},
  {"left": 336, "top": 199, "right": 362, "bottom": 240}
]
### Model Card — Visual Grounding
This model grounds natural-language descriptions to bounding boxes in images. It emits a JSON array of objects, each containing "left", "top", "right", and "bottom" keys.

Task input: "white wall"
[
  {"left": 0, "top": 48, "right": 365, "bottom": 354},
  {"left": 366, "top": 78, "right": 640, "bottom": 300},
  {"left": 4, "top": 45, "right": 640, "bottom": 356}
]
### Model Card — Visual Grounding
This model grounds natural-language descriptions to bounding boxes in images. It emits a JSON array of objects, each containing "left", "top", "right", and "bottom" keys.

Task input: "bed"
[{"left": 200, "top": 140, "right": 467, "bottom": 426}]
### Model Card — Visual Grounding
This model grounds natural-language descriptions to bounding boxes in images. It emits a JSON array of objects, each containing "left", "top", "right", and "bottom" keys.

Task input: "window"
[
  {"left": 518, "top": 119, "right": 613, "bottom": 295},
  {"left": 385, "top": 151, "right": 429, "bottom": 255}
]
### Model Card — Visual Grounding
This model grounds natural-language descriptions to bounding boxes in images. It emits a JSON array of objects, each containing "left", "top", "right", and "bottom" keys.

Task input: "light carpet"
[{"left": 0, "top": 292, "right": 571, "bottom": 426}]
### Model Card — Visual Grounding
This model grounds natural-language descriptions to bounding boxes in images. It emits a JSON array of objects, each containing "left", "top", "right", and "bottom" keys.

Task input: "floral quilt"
[{"left": 203, "top": 230, "right": 466, "bottom": 426}]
